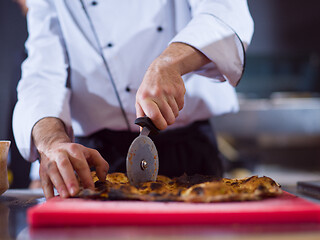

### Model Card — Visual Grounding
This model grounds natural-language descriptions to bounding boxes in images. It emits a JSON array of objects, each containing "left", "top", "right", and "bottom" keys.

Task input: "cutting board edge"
[{"left": 27, "top": 191, "right": 320, "bottom": 227}]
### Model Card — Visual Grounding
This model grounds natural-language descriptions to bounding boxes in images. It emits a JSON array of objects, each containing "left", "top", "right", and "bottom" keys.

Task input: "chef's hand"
[
  {"left": 136, "top": 42, "right": 210, "bottom": 130},
  {"left": 32, "top": 117, "right": 109, "bottom": 199}
]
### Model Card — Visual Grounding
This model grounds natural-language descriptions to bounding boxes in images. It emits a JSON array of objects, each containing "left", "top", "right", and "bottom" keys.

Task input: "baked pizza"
[{"left": 76, "top": 172, "right": 282, "bottom": 202}]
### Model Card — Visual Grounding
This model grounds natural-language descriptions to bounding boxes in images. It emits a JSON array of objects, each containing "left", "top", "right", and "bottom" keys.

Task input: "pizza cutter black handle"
[{"left": 135, "top": 116, "right": 159, "bottom": 135}]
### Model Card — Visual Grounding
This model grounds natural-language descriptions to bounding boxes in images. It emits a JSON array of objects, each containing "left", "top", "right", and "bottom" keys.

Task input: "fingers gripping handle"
[{"left": 135, "top": 117, "right": 160, "bottom": 136}]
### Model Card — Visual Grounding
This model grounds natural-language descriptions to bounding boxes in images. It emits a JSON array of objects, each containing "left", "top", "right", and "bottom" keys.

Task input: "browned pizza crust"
[{"left": 76, "top": 172, "right": 282, "bottom": 202}]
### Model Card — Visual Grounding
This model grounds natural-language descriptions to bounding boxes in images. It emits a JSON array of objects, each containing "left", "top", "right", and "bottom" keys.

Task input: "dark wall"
[
  {"left": 0, "top": 0, "right": 27, "bottom": 139},
  {"left": 241, "top": 0, "right": 320, "bottom": 97},
  {"left": 248, "top": 0, "right": 320, "bottom": 55},
  {"left": 0, "top": 0, "right": 29, "bottom": 188}
]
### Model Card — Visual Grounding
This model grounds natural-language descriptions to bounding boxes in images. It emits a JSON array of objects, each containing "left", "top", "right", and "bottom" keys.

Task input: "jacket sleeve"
[
  {"left": 170, "top": 0, "right": 254, "bottom": 86},
  {"left": 13, "top": 0, "right": 73, "bottom": 161}
]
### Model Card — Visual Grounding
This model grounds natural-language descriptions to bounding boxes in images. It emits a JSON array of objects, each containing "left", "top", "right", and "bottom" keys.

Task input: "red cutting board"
[{"left": 28, "top": 192, "right": 320, "bottom": 227}]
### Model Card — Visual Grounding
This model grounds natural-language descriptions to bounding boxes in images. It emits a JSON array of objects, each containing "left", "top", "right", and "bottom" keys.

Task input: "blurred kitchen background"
[
  {"left": 211, "top": 0, "right": 320, "bottom": 185},
  {"left": 0, "top": 0, "right": 319, "bottom": 189}
]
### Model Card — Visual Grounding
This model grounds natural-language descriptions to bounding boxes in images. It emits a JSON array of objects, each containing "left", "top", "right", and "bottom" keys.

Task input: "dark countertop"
[
  {"left": 0, "top": 189, "right": 44, "bottom": 240},
  {"left": 1, "top": 187, "right": 320, "bottom": 240}
]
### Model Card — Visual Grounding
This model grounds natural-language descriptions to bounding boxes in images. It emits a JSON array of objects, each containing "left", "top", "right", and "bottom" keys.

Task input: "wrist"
[
  {"left": 37, "top": 132, "right": 71, "bottom": 153},
  {"left": 32, "top": 117, "right": 71, "bottom": 153},
  {"left": 154, "top": 42, "right": 210, "bottom": 76},
  {"left": 150, "top": 57, "right": 181, "bottom": 76},
  {"left": 153, "top": 43, "right": 188, "bottom": 75}
]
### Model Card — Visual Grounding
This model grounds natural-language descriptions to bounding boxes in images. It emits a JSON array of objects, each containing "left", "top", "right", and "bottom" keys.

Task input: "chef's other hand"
[
  {"left": 32, "top": 117, "right": 109, "bottom": 199},
  {"left": 136, "top": 42, "right": 210, "bottom": 130}
]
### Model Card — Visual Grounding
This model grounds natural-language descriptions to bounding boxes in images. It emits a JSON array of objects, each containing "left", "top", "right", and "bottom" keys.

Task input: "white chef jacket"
[{"left": 13, "top": 0, "right": 254, "bottom": 161}]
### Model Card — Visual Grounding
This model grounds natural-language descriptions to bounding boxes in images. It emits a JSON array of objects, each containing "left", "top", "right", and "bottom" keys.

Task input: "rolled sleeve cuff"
[
  {"left": 13, "top": 85, "right": 73, "bottom": 162},
  {"left": 170, "top": 14, "right": 245, "bottom": 87}
]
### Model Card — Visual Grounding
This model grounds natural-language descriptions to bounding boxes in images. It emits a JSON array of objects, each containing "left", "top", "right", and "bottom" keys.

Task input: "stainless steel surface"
[
  {"left": 140, "top": 126, "right": 150, "bottom": 136},
  {"left": 0, "top": 189, "right": 44, "bottom": 240},
  {"left": 18, "top": 223, "right": 320, "bottom": 240},
  {"left": 212, "top": 97, "right": 320, "bottom": 137}
]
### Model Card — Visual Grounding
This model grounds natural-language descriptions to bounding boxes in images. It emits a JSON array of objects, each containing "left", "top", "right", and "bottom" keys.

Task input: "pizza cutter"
[{"left": 126, "top": 117, "right": 159, "bottom": 187}]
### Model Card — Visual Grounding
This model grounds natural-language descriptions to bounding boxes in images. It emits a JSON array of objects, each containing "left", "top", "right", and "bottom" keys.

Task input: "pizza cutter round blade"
[
  {"left": 126, "top": 117, "right": 160, "bottom": 186},
  {"left": 126, "top": 135, "right": 159, "bottom": 186}
]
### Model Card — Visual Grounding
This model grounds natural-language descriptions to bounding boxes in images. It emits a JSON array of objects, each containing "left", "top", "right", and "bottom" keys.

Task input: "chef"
[{"left": 13, "top": 0, "right": 254, "bottom": 199}]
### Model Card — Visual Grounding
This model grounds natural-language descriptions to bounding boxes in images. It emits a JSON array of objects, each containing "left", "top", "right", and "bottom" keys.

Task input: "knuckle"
[
  {"left": 177, "top": 87, "right": 186, "bottom": 97},
  {"left": 39, "top": 163, "right": 45, "bottom": 175},
  {"left": 182, "top": 86, "right": 186, "bottom": 94},
  {"left": 102, "top": 159, "right": 109, "bottom": 169},
  {"left": 149, "top": 110, "right": 161, "bottom": 120},
  {"left": 174, "top": 109, "right": 179, "bottom": 117},
  {"left": 40, "top": 177, "right": 51, "bottom": 188},
  {"left": 69, "top": 143, "right": 81, "bottom": 153},
  {"left": 91, "top": 148, "right": 100, "bottom": 156},
  {"left": 39, "top": 171, "right": 47, "bottom": 183},
  {"left": 88, "top": 148, "right": 101, "bottom": 161},
  {"left": 57, "top": 187, "right": 65, "bottom": 194},
  {"left": 74, "top": 161, "right": 88, "bottom": 172},
  {"left": 163, "top": 87, "right": 172, "bottom": 96},
  {"left": 67, "top": 181, "right": 78, "bottom": 190},
  {"left": 47, "top": 161, "right": 57, "bottom": 172},
  {"left": 143, "top": 85, "right": 162, "bottom": 98},
  {"left": 167, "top": 116, "right": 175, "bottom": 125},
  {"left": 105, "top": 163, "right": 110, "bottom": 172},
  {"left": 137, "top": 89, "right": 150, "bottom": 100},
  {"left": 178, "top": 98, "right": 184, "bottom": 110},
  {"left": 58, "top": 158, "right": 70, "bottom": 168},
  {"left": 152, "top": 86, "right": 163, "bottom": 97},
  {"left": 135, "top": 94, "right": 142, "bottom": 102},
  {"left": 158, "top": 123, "right": 167, "bottom": 130},
  {"left": 157, "top": 119, "right": 167, "bottom": 130}
]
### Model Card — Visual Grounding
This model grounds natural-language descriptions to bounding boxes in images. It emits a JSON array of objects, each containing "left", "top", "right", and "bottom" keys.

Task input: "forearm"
[
  {"left": 32, "top": 117, "right": 71, "bottom": 154},
  {"left": 153, "top": 42, "right": 211, "bottom": 76}
]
